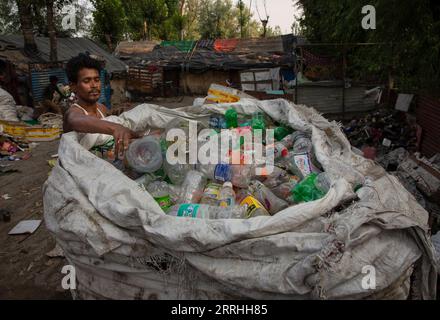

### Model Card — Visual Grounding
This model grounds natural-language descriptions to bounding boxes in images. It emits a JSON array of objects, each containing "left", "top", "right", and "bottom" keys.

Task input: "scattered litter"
[
  {"left": 8, "top": 220, "right": 42, "bottom": 235},
  {"left": 1, "top": 194, "right": 11, "bottom": 200},
  {"left": 46, "top": 244, "right": 65, "bottom": 258}
]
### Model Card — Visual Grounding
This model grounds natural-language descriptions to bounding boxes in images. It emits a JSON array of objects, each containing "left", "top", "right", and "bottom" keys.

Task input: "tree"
[
  {"left": 91, "top": 0, "right": 126, "bottom": 51},
  {"left": 296, "top": 0, "right": 440, "bottom": 92},
  {"left": 46, "top": 0, "right": 57, "bottom": 61},
  {"left": 16, "top": 0, "right": 39, "bottom": 56}
]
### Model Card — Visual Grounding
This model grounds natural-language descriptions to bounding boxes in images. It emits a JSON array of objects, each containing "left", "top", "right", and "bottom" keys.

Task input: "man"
[
  {"left": 41, "top": 75, "right": 65, "bottom": 115},
  {"left": 64, "top": 53, "right": 140, "bottom": 157}
]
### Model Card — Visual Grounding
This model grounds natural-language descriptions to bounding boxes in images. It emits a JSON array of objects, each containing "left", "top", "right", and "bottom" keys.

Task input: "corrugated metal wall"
[
  {"left": 31, "top": 68, "right": 106, "bottom": 104},
  {"left": 294, "top": 85, "right": 376, "bottom": 114},
  {"left": 30, "top": 68, "right": 68, "bottom": 103},
  {"left": 416, "top": 95, "right": 440, "bottom": 157}
]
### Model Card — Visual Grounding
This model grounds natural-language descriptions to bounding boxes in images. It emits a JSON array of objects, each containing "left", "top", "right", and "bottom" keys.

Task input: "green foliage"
[
  {"left": 296, "top": 0, "right": 440, "bottom": 92},
  {"left": 91, "top": 0, "right": 126, "bottom": 46}
]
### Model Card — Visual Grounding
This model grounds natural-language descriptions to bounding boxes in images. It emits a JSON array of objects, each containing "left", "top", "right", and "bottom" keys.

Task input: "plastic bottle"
[
  {"left": 249, "top": 180, "right": 288, "bottom": 215},
  {"left": 179, "top": 170, "right": 207, "bottom": 204},
  {"left": 125, "top": 136, "right": 163, "bottom": 173},
  {"left": 292, "top": 173, "right": 327, "bottom": 203},
  {"left": 315, "top": 172, "right": 331, "bottom": 194},
  {"left": 163, "top": 161, "right": 195, "bottom": 186},
  {"left": 292, "top": 132, "right": 313, "bottom": 153},
  {"left": 197, "top": 163, "right": 232, "bottom": 182},
  {"left": 262, "top": 166, "right": 291, "bottom": 188},
  {"left": 251, "top": 111, "right": 266, "bottom": 131},
  {"left": 225, "top": 108, "right": 238, "bottom": 128},
  {"left": 286, "top": 151, "right": 321, "bottom": 179},
  {"left": 146, "top": 181, "right": 173, "bottom": 212},
  {"left": 219, "top": 182, "right": 235, "bottom": 207},
  {"left": 168, "top": 204, "right": 247, "bottom": 219},
  {"left": 236, "top": 189, "right": 270, "bottom": 218},
  {"left": 231, "top": 165, "right": 254, "bottom": 188},
  {"left": 271, "top": 180, "right": 299, "bottom": 204},
  {"left": 200, "top": 182, "right": 222, "bottom": 206},
  {"left": 274, "top": 126, "right": 293, "bottom": 142},
  {"left": 266, "top": 142, "right": 289, "bottom": 160}
]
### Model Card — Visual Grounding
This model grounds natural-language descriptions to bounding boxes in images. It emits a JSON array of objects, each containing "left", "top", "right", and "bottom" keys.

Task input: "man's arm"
[{"left": 64, "top": 108, "right": 140, "bottom": 156}]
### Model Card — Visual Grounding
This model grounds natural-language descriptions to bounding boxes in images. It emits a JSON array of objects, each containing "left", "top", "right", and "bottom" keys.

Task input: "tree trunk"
[
  {"left": 46, "top": 0, "right": 57, "bottom": 62},
  {"left": 104, "top": 34, "right": 113, "bottom": 51},
  {"left": 16, "top": 0, "right": 38, "bottom": 55}
]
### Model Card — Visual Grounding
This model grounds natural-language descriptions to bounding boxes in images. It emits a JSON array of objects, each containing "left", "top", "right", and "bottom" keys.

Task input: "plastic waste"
[
  {"left": 146, "top": 181, "right": 173, "bottom": 212},
  {"left": 261, "top": 166, "right": 291, "bottom": 188},
  {"left": 219, "top": 182, "right": 235, "bottom": 207},
  {"left": 125, "top": 136, "right": 163, "bottom": 173},
  {"left": 236, "top": 189, "right": 270, "bottom": 218},
  {"left": 274, "top": 126, "right": 293, "bottom": 141},
  {"left": 271, "top": 180, "right": 299, "bottom": 204},
  {"left": 287, "top": 152, "right": 321, "bottom": 179},
  {"left": 200, "top": 182, "right": 222, "bottom": 206},
  {"left": 168, "top": 204, "right": 247, "bottom": 219},
  {"left": 197, "top": 163, "right": 232, "bottom": 182},
  {"left": 315, "top": 172, "right": 331, "bottom": 194},
  {"left": 251, "top": 111, "right": 266, "bottom": 131},
  {"left": 225, "top": 108, "right": 238, "bottom": 128},
  {"left": 249, "top": 180, "right": 288, "bottom": 215},
  {"left": 292, "top": 173, "right": 327, "bottom": 203},
  {"left": 231, "top": 165, "right": 254, "bottom": 188},
  {"left": 209, "top": 114, "right": 227, "bottom": 130},
  {"left": 179, "top": 170, "right": 207, "bottom": 204},
  {"left": 163, "top": 161, "right": 195, "bottom": 186},
  {"left": 292, "top": 132, "right": 313, "bottom": 153}
]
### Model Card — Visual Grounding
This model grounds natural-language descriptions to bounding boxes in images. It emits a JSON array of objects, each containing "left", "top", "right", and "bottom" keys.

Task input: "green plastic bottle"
[
  {"left": 225, "top": 108, "right": 238, "bottom": 128},
  {"left": 292, "top": 173, "right": 326, "bottom": 203},
  {"left": 251, "top": 112, "right": 266, "bottom": 131},
  {"left": 274, "top": 126, "right": 293, "bottom": 141}
]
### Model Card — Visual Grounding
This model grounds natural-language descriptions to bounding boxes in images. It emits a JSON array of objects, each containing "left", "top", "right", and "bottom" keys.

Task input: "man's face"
[{"left": 72, "top": 68, "right": 101, "bottom": 103}]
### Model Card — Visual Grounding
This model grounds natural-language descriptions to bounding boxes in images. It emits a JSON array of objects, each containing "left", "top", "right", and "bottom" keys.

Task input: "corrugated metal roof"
[
  {"left": 0, "top": 35, "right": 127, "bottom": 73},
  {"left": 234, "top": 36, "right": 284, "bottom": 53},
  {"left": 114, "top": 40, "right": 160, "bottom": 57}
]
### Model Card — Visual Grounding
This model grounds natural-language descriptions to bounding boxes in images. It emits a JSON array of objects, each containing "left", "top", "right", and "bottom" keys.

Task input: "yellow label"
[{"left": 240, "top": 196, "right": 265, "bottom": 218}]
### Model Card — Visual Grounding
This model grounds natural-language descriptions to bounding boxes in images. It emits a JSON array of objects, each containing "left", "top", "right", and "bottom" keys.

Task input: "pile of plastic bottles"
[{"left": 93, "top": 108, "right": 332, "bottom": 219}]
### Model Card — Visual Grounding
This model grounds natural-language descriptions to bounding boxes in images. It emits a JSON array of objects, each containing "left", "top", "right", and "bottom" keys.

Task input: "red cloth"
[{"left": 214, "top": 39, "right": 239, "bottom": 52}]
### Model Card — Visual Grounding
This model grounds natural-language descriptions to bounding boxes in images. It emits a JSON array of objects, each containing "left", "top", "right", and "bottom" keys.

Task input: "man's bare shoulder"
[{"left": 97, "top": 103, "right": 107, "bottom": 117}]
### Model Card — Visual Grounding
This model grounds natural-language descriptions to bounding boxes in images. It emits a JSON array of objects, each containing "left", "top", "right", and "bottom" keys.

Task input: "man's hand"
[{"left": 112, "top": 125, "right": 141, "bottom": 159}]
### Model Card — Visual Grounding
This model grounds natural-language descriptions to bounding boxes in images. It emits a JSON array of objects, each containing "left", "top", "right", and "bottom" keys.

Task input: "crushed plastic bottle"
[
  {"left": 266, "top": 142, "right": 289, "bottom": 160},
  {"left": 287, "top": 151, "right": 321, "bottom": 179},
  {"left": 315, "top": 172, "right": 331, "bottom": 194},
  {"left": 236, "top": 189, "right": 270, "bottom": 218},
  {"left": 168, "top": 204, "right": 247, "bottom": 219},
  {"left": 292, "top": 173, "right": 327, "bottom": 203},
  {"left": 225, "top": 108, "right": 238, "bottom": 128},
  {"left": 219, "top": 182, "right": 235, "bottom": 207},
  {"left": 261, "top": 166, "right": 291, "bottom": 189},
  {"left": 146, "top": 181, "right": 173, "bottom": 212},
  {"left": 292, "top": 132, "right": 313, "bottom": 153},
  {"left": 249, "top": 180, "right": 288, "bottom": 215},
  {"left": 179, "top": 170, "right": 207, "bottom": 204},
  {"left": 163, "top": 161, "right": 195, "bottom": 186},
  {"left": 274, "top": 126, "right": 293, "bottom": 141},
  {"left": 251, "top": 111, "right": 266, "bottom": 131},
  {"left": 125, "top": 136, "right": 163, "bottom": 173},
  {"left": 271, "top": 179, "right": 299, "bottom": 204},
  {"left": 200, "top": 182, "right": 222, "bottom": 206},
  {"left": 231, "top": 165, "right": 254, "bottom": 188},
  {"left": 197, "top": 163, "right": 232, "bottom": 182}
]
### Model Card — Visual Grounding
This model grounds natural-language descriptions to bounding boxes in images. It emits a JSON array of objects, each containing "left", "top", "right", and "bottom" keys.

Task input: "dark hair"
[
  {"left": 49, "top": 75, "right": 58, "bottom": 83},
  {"left": 66, "top": 53, "right": 102, "bottom": 83}
]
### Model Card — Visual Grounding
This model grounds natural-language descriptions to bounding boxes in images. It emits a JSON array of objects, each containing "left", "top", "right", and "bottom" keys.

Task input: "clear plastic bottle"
[
  {"left": 146, "top": 181, "right": 173, "bottom": 212},
  {"left": 163, "top": 161, "right": 195, "bottom": 186},
  {"left": 200, "top": 182, "right": 222, "bottom": 206},
  {"left": 266, "top": 142, "right": 289, "bottom": 160},
  {"left": 179, "top": 170, "right": 207, "bottom": 204},
  {"left": 292, "top": 132, "right": 313, "bottom": 153},
  {"left": 315, "top": 172, "right": 331, "bottom": 194},
  {"left": 249, "top": 180, "right": 288, "bottom": 215},
  {"left": 125, "top": 136, "right": 163, "bottom": 173},
  {"left": 236, "top": 189, "right": 270, "bottom": 218},
  {"left": 261, "top": 166, "right": 291, "bottom": 188},
  {"left": 197, "top": 163, "right": 232, "bottom": 182},
  {"left": 219, "top": 182, "right": 235, "bottom": 207},
  {"left": 271, "top": 180, "right": 298, "bottom": 204},
  {"left": 231, "top": 165, "right": 254, "bottom": 188},
  {"left": 167, "top": 204, "right": 247, "bottom": 219}
]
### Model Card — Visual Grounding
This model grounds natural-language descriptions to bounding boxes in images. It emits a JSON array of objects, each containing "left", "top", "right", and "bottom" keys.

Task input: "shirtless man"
[{"left": 63, "top": 54, "right": 140, "bottom": 156}]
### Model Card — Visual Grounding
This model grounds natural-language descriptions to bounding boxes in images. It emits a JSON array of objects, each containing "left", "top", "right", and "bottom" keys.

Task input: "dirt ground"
[{"left": 0, "top": 97, "right": 197, "bottom": 300}]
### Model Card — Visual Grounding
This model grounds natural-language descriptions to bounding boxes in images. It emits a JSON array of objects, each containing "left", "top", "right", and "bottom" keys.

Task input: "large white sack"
[
  {"left": 0, "top": 87, "right": 19, "bottom": 122},
  {"left": 43, "top": 99, "right": 438, "bottom": 300}
]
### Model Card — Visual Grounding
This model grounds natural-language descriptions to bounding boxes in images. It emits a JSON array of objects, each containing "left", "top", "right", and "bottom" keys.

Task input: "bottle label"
[
  {"left": 293, "top": 153, "right": 313, "bottom": 177},
  {"left": 219, "top": 198, "right": 233, "bottom": 207},
  {"left": 177, "top": 204, "right": 200, "bottom": 218},
  {"left": 214, "top": 164, "right": 230, "bottom": 181},
  {"left": 240, "top": 196, "right": 266, "bottom": 218},
  {"left": 154, "top": 195, "right": 172, "bottom": 211},
  {"left": 203, "top": 183, "right": 221, "bottom": 199}
]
